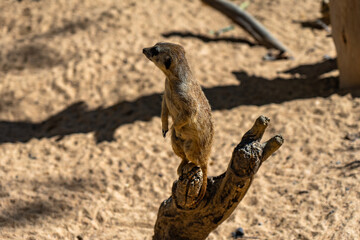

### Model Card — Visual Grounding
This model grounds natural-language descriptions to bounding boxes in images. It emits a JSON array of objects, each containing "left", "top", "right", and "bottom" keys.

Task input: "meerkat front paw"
[{"left": 162, "top": 129, "right": 168, "bottom": 138}]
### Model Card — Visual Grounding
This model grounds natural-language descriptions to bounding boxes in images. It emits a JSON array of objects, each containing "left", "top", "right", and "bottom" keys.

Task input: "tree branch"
[
  {"left": 153, "top": 115, "right": 284, "bottom": 240},
  {"left": 202, "top": 0, "right": 291, "bottom": 59}
]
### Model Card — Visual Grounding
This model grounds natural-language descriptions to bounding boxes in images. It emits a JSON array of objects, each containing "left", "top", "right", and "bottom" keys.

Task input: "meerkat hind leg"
[
  {"left": 171, "top": 128, "right": 188, "bottom": 175},
  {"left": 184, "top": 139, "right": 202, "bottom": 166},
  {"left": 184, "top": 139, "right": 208, "bottom": 201},
  {"left": 171, "top": 129, "right": 186, "bottom": 157},
  {"left": 177, "top": 158, "right": 190, "bottom": 175}
]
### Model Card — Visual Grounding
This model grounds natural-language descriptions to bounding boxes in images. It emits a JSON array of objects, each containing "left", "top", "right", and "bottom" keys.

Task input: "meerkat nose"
[{"left": 143, "top": 48, "right": 151, "bottom": 58}]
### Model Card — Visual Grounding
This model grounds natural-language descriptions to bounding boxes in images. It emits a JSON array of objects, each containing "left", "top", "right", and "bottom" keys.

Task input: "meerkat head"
[{"left": 143, "top": 42, "right": 187, "bottom": 76}]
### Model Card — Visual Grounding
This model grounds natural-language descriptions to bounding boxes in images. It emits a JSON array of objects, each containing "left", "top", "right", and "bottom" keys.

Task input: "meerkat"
[{"left": 143, "top": 42, "right": 214, "bottom": 202}]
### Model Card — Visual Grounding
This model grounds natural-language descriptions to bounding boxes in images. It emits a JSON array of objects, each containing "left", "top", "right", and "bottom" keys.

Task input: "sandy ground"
[{"left": 0, "top": 0, "right": 359, "bottom": 239}]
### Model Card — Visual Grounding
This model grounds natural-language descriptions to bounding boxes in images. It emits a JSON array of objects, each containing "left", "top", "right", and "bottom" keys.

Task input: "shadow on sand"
[
  {"left": 162, "top": 31, "right": 256, "bottom": 46},
  {"left": 0, "top": 59, "right": 342, "bottom": 144},
  {"left": 0, "top": 176, "right": 101, "bottom": 228}
]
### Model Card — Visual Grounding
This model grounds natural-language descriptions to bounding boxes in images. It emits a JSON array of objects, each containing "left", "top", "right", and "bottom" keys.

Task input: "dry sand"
[{"left": 0, "top": 0, "right": 359, "bottom": 239}]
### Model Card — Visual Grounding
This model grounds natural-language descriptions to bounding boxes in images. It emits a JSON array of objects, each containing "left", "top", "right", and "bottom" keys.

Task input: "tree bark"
[
  {"left": 330, "top": 0, "right": 360, "bottom": 88},
  {"left": 153, "top": 116, "right": 283, "bottom": 240}
]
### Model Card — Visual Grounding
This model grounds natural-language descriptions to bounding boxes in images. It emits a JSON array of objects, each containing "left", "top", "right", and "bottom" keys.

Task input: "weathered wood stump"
[
  {"left": 153, "top": 116, "right": 283, "bottom": 240},
  {"left": 330, "top": 0, "right": 360, "bottom": 88}
]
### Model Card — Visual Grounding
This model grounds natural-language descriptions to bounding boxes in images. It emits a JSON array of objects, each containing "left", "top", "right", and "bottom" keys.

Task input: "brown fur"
[{"left": 143, "top": 42, "right": 214, "bottom": 202}]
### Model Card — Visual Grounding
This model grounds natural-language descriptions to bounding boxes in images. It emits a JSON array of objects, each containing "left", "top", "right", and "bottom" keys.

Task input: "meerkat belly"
[
  {"left": 177, "top": 123, "right": 199, "bottom": 140},
  {"left": 165, "top": 99, "right": 194, "bottom": 138}
]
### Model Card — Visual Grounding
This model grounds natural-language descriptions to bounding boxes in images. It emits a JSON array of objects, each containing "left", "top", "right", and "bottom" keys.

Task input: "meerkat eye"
[
  {"left": 150, "top": 47, "right": 159, "bottom": 57},
  {"left": 164, "top": 56, "right": 172, "bottom": 69}
]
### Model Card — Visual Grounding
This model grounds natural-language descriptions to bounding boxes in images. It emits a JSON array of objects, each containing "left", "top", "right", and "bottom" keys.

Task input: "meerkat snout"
[
  {"left": 142, "top": 46, "right": 159, "bottom": 59},
  {"left": 143, "top": 44, "right": 173, "bottom": 70}
]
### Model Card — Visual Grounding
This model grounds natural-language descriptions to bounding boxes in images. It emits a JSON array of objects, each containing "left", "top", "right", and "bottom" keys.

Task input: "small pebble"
[
  {"left": 232, "top": 227, "right": 245, "bottom": 239},
  {"left": 323, "top": 54, "right": 332, "bottom": 60}
]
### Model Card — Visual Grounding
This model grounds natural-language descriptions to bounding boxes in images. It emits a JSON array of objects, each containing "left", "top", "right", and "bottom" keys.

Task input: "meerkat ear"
[{"left": 164, "top": 56, "right": 172, "bottom": 69}]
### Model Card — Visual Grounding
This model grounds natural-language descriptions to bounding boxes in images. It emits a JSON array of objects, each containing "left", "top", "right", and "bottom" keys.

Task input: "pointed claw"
[{"left": 162, "top": 129, "right": 168, "bottom": 138}]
